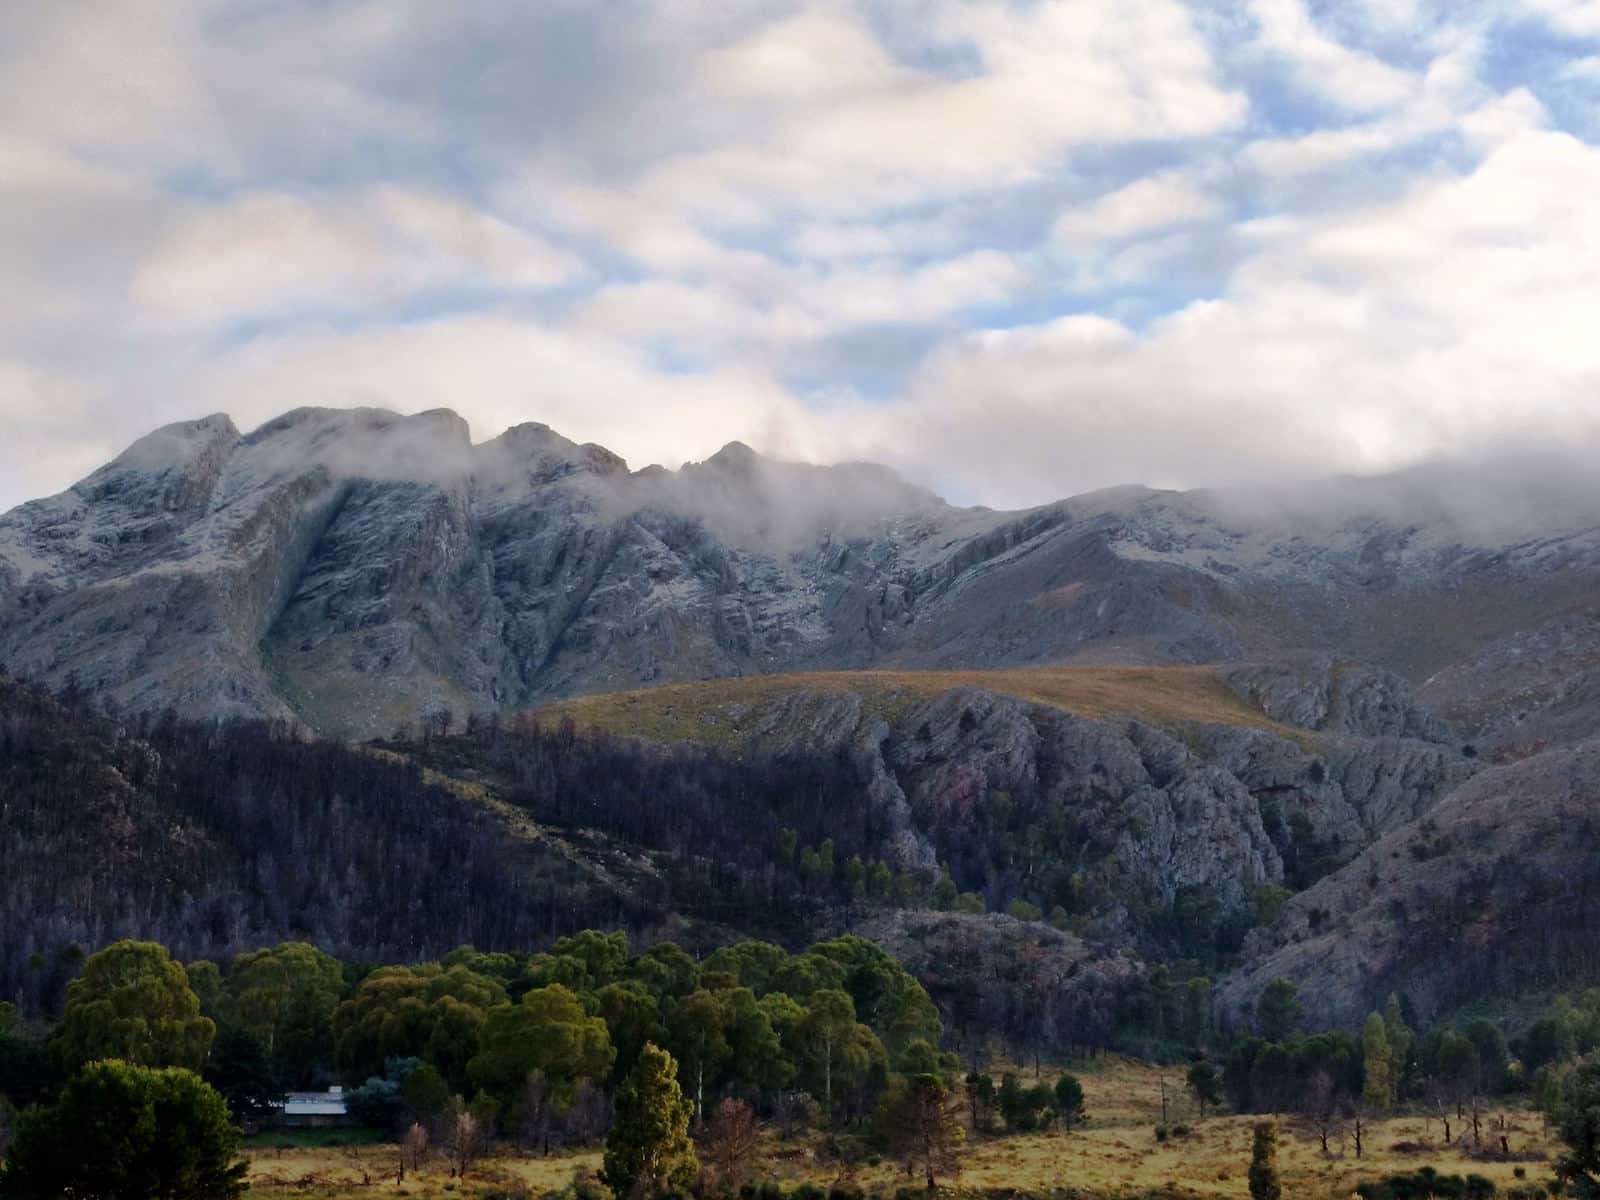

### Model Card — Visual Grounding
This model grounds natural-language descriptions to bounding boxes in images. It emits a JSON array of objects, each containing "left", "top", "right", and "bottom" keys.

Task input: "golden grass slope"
[{"left": 527, "top": 666, "right": 1304, "bottom": 749}]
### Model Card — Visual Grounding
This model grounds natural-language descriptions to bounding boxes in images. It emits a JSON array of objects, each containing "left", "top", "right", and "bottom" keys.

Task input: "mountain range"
[
  {"left": 4, "top": 406, "right": 1597, "bottom": 746},
  {"left": 4, "top": 406, "right": 1599, "bottom": 1031}
]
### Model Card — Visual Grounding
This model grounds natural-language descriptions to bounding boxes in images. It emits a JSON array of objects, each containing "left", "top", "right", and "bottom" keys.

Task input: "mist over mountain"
[{"left": 1, "top": 406, "right": 1596, "bottom": 749}]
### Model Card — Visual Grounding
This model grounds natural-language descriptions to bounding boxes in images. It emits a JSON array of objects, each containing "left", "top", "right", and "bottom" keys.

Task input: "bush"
[{"left": 1354, "top": 1168, "right": 1496, "bottom": 1200}]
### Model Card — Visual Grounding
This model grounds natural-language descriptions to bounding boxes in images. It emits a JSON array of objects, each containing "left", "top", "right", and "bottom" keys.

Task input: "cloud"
[
  {"left": 132, "top": 188, "right": 585, "bottom": 328},
  {"left": 836, "top": 125, "right": 1600, "bottom": 507},
  {"left": 1053, "top": 174, "right": 1222, "bottom": 244},
  {"left": 1519, "top": 0, "right": 1600, "bottom": 36},
  {"left": 1242, "top": 32, "right": 1487, "bottom": 176},
  {"left": 1248, "top": 0, "right": 1416, "bottom": 112},
  {"left": 3, "top": 0, "right": 1600, "bottom": 519}
]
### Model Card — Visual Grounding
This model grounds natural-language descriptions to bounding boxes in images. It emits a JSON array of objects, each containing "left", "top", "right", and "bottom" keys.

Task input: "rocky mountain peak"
[{"left": 4, "top": 406, "right": 1600, "bottom": 745}]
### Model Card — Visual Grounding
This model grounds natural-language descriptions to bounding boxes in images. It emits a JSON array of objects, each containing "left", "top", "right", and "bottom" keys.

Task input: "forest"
[
  {"left": 0, "top": 669, "right": 1153, "bottom": 1053},
  {"left": 6, "top": 931, "right": 1600, "bottom": 1200}
]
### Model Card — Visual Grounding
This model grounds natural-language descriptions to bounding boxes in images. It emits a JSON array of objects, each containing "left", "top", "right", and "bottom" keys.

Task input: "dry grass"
[
  {"left": 526, "top": 666, "right": 1306, "bottom": 750},
  {"left": 246, "top": 1140, "right": 603, "bottom": 1198},
  {"left": 242, "top": 1060, "right": 1550, "bottom": 1199}
]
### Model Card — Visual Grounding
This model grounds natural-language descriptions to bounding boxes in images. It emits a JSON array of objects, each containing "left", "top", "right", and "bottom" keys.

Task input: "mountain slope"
[
  {"left": 4, "top": 408, "right": 1598, "bottom": 740},
  {"left": 1218, "top": 738, "right": 1600, "bottom": 1028}
]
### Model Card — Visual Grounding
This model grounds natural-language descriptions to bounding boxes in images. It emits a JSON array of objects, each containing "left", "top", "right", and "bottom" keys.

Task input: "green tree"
[
  {"left": 1382, "top": 993, "right": 1414, "bottom": 1093},
  {"left": 550, "top": 931, "right": 630, "bottom": 991},
  {"left": 1255, "top": 979, "right": 1302, "bottom": 1043},
  {"left": 1432, "top": 1026, "right": 1482, "bottom": 1106},
  {"left": 468, "top": 984, "right": 614, "bottom": 1119},
  {"left": 227, "top": 941, "right": 345, "bottom": 1086},
  {"left": 333, "top": 963, "right": 507, "bottom": 1090},
  {"left": 797, "top": 989, "right": 883, "bottom": 1113},
  {"left": 401, "top": 1062, "right": 451, "bottom": 1120},
  {"left": 52, "top": 941, "right": 215, "bottom": 1072},
  {"left": 595, "top": 981, "right": 661, "bottom": 1080},
  {"left": 1362, "top": 1012, "right": 1395, "bottom": 1111},
  {"left": 602, "top": 1042, "right": 697, "bottom": 1199},
  {"left": 628, "top": 942, "right": 701, "bottom": 1002},
  {"left": 1007, "top": 899, "right": 1043, "bottom": 922},
  {"left": 1554, "top": 1057, "right": 1600, "bottom": 1198},
  {"left": 1186, "top": 1062, "right": 1221, "bottom": 1118},
  {"left": 183, "top": 962, "right": 228, "bottom": 1026},
  {"left": 1248, "top": 1120, "right": 1282, "bottom": 1200},
  {"left": 203, "top": 1027, "right": 280, "bottom": 1125},
  {"left": 723, "top": 987, "right": 792, "bottom": 1091},
  {"left": 664, "top": 988, "right": 733, "bottom": 1121},
  {"left": 0, "top": 1060, "right": 247, "bottom": 1200}
]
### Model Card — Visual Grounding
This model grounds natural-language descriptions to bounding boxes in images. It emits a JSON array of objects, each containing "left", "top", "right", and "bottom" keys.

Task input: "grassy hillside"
[{"left": 528, "top": 665, "right": 1301, "bottom": 748}]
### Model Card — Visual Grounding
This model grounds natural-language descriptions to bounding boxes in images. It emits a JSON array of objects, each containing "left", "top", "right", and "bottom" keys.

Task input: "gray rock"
[{"left": 4, "top": 407, "right": 1599, "bottom": 745}]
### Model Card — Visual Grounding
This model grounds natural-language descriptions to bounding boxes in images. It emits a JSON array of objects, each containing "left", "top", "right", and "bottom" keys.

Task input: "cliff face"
[{"left": 4, "top": 408, "right": 1598, "bottom": 744}]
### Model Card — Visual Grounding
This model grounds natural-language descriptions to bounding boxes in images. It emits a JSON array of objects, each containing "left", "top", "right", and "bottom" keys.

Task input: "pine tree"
[
  {"left": 602, "top": 1042, "right": 697, "bottom": 1199},
  {"left": 1361, "top": 1012, "right": 1394, "bottom": 1111},
  {"left": 1248, "top": 1121, "right": 1282, "bottom": 1200}
]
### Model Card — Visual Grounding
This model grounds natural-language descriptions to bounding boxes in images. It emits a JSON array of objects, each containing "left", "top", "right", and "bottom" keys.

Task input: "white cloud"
[
  {"left": 608, "top": 0, "right": 1246, "bottom": 227},
  {"left": 569, "top": 250, "right": 1028, "bottom": 353},
  {"left": 3, "top": 0, "right": 1600, "bottom": 520},
  {"left": 1242, "top": 34, "right": 1489, "bottom": 176},
  {"left": 132, "top": 189, "right": 584, "bottom": 328},
  {"left": 1519, "top": 0, "right": 1600, "bottom": 36},
  {"left": 1248, "top": 0, "right": 1416, "bottom": 112},
  {"left": 835, "top": 126, "right": 1600, "bottom": 506},
  {"left": 1053, "top": 174, "right": 1222, "bottom": 244}
]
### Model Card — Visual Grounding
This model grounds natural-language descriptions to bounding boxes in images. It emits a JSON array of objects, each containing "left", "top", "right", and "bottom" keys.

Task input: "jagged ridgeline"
[
  {"left": 5, "top": 408, "right": 1600, "bottom": 1040},
  {"left": 4, "top": 407, "right": 1600, "bottom": 750}
]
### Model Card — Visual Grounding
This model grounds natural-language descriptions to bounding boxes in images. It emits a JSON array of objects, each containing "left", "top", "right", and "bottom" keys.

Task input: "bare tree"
[
  {"left": 774, "top": 1091, "right": 817, "bottom": 1140},
  {"left": 700, "top": 1098, "right": 760, "bottom": 1189},
  {"left": 522, "top": 1070, "right": 554, "bottom": 1156},
  {"left": 563, "top": 1079, "right": 611, "bottom": 1146},
  {"left": 886, "top": 1077, "right": 965, "bottom": 1192},
  {"left": 448, "top": 1104, "right": 484, "bottom": 1180},
  {"left": 1300, "top": 1070, "right": 1345, "bottom": 1155},
  {"left": 401, "top": 1122, "right": 428, "bottom": 1180}
]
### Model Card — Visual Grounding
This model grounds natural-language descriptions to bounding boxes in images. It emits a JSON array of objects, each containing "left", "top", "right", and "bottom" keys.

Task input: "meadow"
[{"left": 243, "top": 1058, "right": 1553, "bottom": 1200}]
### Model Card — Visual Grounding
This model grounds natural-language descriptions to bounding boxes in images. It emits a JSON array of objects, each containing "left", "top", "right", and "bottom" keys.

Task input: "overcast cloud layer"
[{"left": 3, "top": 0, "right": 1599, "bottom": 511}]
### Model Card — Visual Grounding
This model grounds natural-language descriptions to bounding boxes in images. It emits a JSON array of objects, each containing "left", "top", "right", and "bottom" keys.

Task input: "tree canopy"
[
  {"left": 0, "top": 1060, "right": 246, "bottom": 1200},
  {"left": 50, "top": 941, "right": 214, "bottom": 1073}
]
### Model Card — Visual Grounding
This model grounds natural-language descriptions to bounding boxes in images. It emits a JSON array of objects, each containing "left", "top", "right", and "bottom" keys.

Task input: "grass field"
[
  {"left": 242, "top": 1058, "right": 1550, "bottom": 1200},
  {"left": 525, "top": 666, "right": 1306, "bottom": 750}
]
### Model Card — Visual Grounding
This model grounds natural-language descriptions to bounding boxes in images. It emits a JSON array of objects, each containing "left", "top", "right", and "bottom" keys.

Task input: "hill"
[{"left": 525, "top": 665, "right": 1305, "bottom": 747}]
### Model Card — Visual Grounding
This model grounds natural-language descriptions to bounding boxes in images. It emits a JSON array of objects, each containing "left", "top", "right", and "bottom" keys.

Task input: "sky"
[{"left": 3, "top": 0, "right": 1600, "bottom": 513}]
